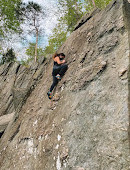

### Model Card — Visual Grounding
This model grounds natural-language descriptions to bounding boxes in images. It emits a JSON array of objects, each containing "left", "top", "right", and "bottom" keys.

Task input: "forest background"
[{"left": 0, "top": 0, "right": 112, "bottom": 64}]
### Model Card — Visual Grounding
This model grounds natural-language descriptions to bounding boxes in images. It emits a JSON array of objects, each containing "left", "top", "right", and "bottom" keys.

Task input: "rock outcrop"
[
  {"left": 0, "top": 57, "right": 47, "bottom": 117},
  {"left": 0, "top": 112, "right": 14, "bottom": 135},
  {"left": 0, "top": 0, "right": 130, "bottom": 170}
]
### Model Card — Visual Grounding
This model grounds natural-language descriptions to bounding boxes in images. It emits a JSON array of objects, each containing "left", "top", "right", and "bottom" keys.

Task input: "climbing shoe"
[
  {"left": 47, "top": 92, "right": 52, "bottom": 99},
  {"left": 56, "top": 74, "right": 61, "bottom": 80}
]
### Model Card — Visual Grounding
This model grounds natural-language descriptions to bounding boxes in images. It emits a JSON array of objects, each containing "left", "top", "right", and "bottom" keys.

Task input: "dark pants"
[{"left": 49, "top": 64, "right": 68, "bottom": 92}]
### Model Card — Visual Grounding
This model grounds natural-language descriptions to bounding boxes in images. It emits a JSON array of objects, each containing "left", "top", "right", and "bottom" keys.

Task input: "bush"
[{"left": 1, "top": 48, "right": 16, "bottom": 64}]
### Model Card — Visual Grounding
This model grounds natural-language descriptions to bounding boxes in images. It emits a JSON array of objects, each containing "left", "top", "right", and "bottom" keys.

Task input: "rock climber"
[{"left": 47, "top": 52, "right": 68, "bottom": 99}]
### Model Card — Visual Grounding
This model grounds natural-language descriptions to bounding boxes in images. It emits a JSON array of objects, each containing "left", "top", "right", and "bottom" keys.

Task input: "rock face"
[
  {"left": 0, "top": 58, "right": 47, "bottom": 117},
  {"left": 0, "top": 0, "right": 130, "bottom": 170},
  {"left": 0, "top": 112, "right": 14, "bottom": 134}
]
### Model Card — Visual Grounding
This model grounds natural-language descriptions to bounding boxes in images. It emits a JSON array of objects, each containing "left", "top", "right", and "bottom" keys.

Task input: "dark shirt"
[{"left": 53, "top": 57, "right": 64, "bottom": 68}]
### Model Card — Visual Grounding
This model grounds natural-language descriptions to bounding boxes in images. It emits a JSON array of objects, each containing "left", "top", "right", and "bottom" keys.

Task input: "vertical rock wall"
[
  {"left": 123, "top": 0, "right": 130, "bottom": 151},
  {"left": 0, "top": 0, "right": 129, "bottom": 170}
]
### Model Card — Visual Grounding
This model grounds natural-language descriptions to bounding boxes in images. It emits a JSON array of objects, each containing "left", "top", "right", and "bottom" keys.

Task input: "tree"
[
  {"left": 0, "top": 0, "right": 22, "bottom": 37},
  {"left": 23, "top": 1, "right": 45, "bottom": 62},
  {"left": 87, "top": 0, "right": 112, "bottom": 8},
  {"left": 26, "top": 43, "right": 44, "bottom": 58},
  {"left": 58, "top": 0, "right": 84, "bottom": 32},
  {"left": 44, "top": 23, "right": 67, "bottom": 55},
  {"left": 1, "top": 48, "right": 16, "bottom": 64},
  {"left": 43, "top": 0, "right": 84, "bottom": 55}
]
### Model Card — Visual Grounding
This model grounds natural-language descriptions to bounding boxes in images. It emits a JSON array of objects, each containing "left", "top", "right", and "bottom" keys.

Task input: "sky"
[
  {"left": 4, "top": 0, "right": 59, "bottom": 60},
  {"left": 23, "top": 0, "right": 58, "bottom": 36}
]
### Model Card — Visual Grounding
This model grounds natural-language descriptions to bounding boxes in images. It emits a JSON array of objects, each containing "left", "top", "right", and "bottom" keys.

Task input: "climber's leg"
[
  {"left": 56, "top": 64, "right": 68, "bottom": 78},
  {"left": 50, "top": 76, "right": 58, "bottom": 92},
  {"left": 47, "top": 76, "right": 58, "bottom": 99}
]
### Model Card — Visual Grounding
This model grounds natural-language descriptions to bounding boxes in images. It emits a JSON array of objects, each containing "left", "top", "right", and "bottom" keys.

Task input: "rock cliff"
[{"left": 0, "top": 0, "right": 130, "bottom": 169}]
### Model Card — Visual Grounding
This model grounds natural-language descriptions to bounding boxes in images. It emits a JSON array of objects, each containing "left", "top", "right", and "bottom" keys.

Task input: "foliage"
[
  {"left": 58, "top": 0, "right": 84, "bottom": 32},
  {"left": 0, "top": 0, "right": 22, "bottom": 36},
  {"left": 84, "top": 0, "right": 113, "bottom": 9},
  {"left": 23, "top": 1, "right": 44, "bottom": 30},
  {"left": 1, "top": 48, "right": 16, "bottom": 64},
  {"left": 44, "top": 0, "right": 83, "bottom": 55},
  {"left": 95, "top": 0, "right": 113, "bottom": 8},
  {"left": 20, "top": 58, "right": 32, "bottom": 68},
  {"left": 26, "top": 43, "right": 44, "bottom": 58},
  {"left": 44, "top": 25, "right": 67, "bottom": 55},
  {"left": 0, "top": 46, "right": 3, "bottom": 55}
]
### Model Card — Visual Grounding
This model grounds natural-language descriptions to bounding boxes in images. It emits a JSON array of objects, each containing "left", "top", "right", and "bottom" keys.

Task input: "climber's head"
[
  {"left": 57, "top": 53, "right": 65, "bottom": 59},
  {"left": 53, "top": 52, "right": 65, "bottom": 60}
]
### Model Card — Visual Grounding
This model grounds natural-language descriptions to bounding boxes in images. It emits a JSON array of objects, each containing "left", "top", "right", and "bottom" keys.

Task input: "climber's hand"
[{"left": 62, "top": 60, "right": 66, "bottom": 64}]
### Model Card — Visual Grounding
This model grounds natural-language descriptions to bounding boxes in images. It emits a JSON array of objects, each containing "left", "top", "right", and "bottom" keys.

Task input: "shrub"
[{"left": 1, "top": 48, "right": 16, "bottom": 64}]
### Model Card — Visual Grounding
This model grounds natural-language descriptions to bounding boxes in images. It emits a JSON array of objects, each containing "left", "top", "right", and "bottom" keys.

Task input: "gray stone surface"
[
  {"left": 0, "top": 57, "right": 47, "bottom": 116},
  {"left": 0, "top": 112, "right": 14, "bottom": 133},
  {"left": 0, "top": 0, "right": 129, "bottom": 170}
]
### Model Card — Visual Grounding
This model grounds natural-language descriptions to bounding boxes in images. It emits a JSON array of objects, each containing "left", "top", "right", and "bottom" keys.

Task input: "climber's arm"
[{"left": 54, "top": 57, "right": 65, "bottom": 64}]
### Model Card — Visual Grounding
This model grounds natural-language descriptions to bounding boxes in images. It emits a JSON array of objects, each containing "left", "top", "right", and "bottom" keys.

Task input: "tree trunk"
[
  {"left": 35, "top": 28, "right": 38, "bottom": 62},
  {"left": 91, "top": 0, "right": 96, "bottom": 7}
]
